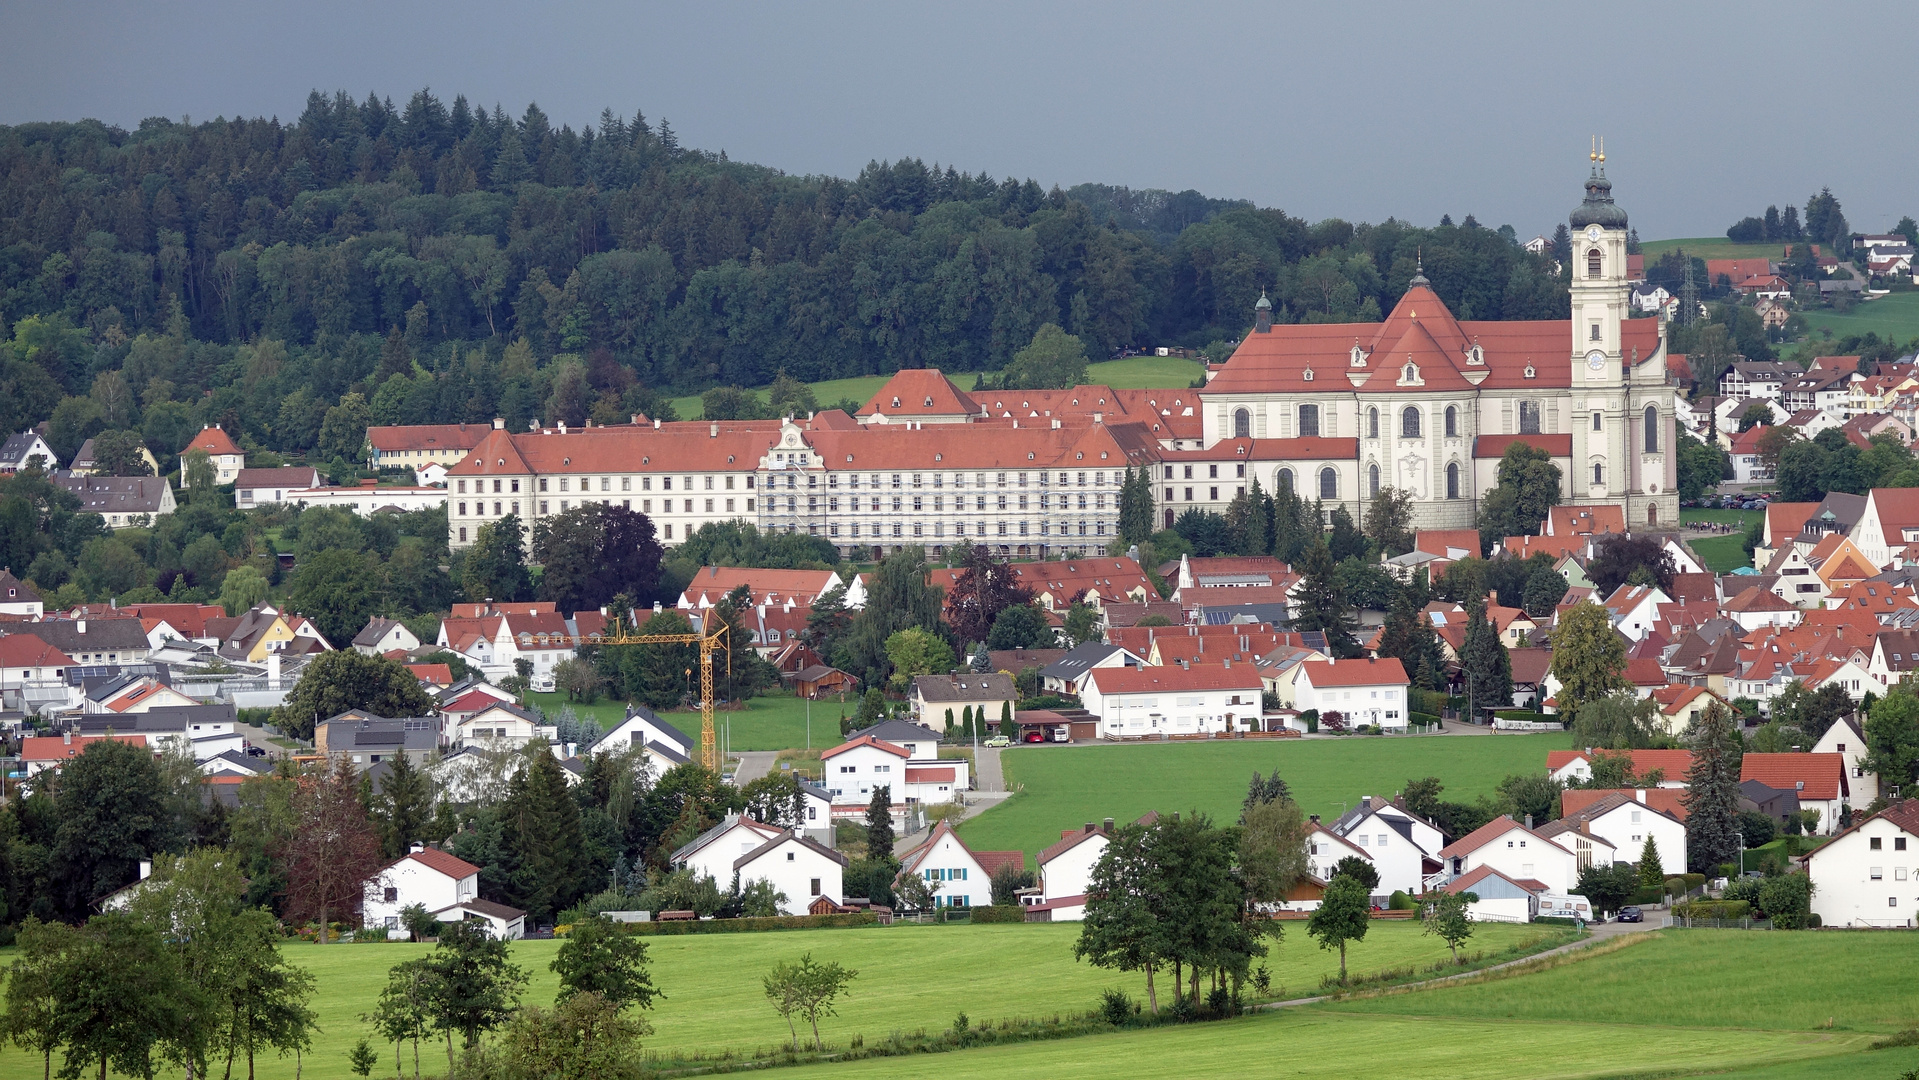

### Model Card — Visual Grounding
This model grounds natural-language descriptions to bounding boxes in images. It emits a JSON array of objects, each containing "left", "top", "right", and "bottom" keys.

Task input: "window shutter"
[{"left": 1502, "top": 400, "right": 1514, "bottom": 433}]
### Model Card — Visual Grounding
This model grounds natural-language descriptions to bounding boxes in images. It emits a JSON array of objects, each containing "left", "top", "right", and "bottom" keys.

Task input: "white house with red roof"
[
  {"left": 362, "top": 846, "right": 526, "bottom": 939},
  {"left": 180, "top": 424, "right": 244, "bottom": 486},
  {"left": 896, "top": 820, "right": 1025, "bottom": 910},
  {"left": 1741, "top": 753, "right": 1849, "bottom": 834},
  {"left": 1805, "top": 800, "right": 1919, "bottom": 928},
  {"left": 21, "top": 732, "right": 146, "bottom": 778},
  {"left": 1813, "top": 717, "right": 1877, "bottom": 806},
  {"left": 1646, "top": 684, "right": 1730, "bottom": 736},
  {"left": 1600, "top": 584, "right": 1669, "bottom": 641},
  {"left": 1292, "top": 657, "right": 1411, "bottom": 731},
  {"left": 1438, "top": 815, "right": 1579, "bottom": 894},
  {"left": 1321, "top": 794, "right": 1447, "bottom": 897},
  {"left": 86, "top": 675, "right": 198, "bottom": 715},
  {"left": 820, "top": 734, "right": 911, "bottom": 805},
  {"left": 0, "top": 633, "right": 72, "bottom": 701},
  {"left": 1552, "top": 790, "right": 1686, "bottom": 876},
  {"left": 1546, "top": 749, "right": 1692, "bottom": 788},
  {"left": 1081, "top": 663, "right": 1265, "bottom": 738},
  {"left": 1856, "top": 488, "right": 1919, "bottom": 569},
  {"left": 1037, "top": 820, "right": 1115, "bottom": 913}
]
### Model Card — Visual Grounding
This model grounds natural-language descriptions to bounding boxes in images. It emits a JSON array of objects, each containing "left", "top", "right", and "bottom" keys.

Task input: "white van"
[{"left": 1537, "top": 893, "right": 1593, "bottom": 921}]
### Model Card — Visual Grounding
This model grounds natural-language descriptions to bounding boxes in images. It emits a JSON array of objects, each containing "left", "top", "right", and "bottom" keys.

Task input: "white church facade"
[{"left": 1173, "top": 159, "right": 1680, "bottom": 532}]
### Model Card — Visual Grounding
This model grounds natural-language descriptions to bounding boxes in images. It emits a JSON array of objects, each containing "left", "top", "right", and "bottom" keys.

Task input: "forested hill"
[{"left": 0, "top": 88, "right": 1568, "bottom": 465}]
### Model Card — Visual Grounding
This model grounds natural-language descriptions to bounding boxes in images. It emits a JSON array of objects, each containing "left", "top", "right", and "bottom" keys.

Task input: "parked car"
[
  {"left": 1023, "top": 730, "right": 1045, "bottom": 743},
  {"left": 1616, "top": 905, "right": 1643, "bottom": 923},
  {"left": 983, "top": 735, "right": 1011, "bottom": 748}
]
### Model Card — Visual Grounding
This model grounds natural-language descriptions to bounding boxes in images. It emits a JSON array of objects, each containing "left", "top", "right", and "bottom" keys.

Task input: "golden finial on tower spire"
[
  {"left": 1590, "top": 135, "right": 1597, "bottom": 163},
  {"left": 1598, "top": 136, "right": 1605, "bottom": 164}
]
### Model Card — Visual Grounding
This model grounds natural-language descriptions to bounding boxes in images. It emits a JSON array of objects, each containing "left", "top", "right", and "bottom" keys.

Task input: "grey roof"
[
  {"left": 671, "top": 814, "right": 775, "bottom": 865},
  {"left": 206, "top": 749, "right": 271, "bottom": 775},
  {"left": 352, "top": 617, "right": 406, "bottom": 648},
  {"left": 799, "top": 779, "right": 832, "bottom": 801},
  {"left": 849, "top": 717, "right": 944, "bottom": 746},
  {"left": 54, "top": 475, "right": 171, "bottom": 514},
  {"left": 0, "top": 570, "right": 40, "bottom": 604},
  {"left": 321, "top": 718, "right": 437, "bottom": 752},
  {"left": 1801, "top": 493, "right": 1866, "bottom": 537},
  {"left": 1041, "top": 642, "right": 1128, "bottom": 679},
  {"left": 75, "top": 703, "right": 235, "bottom": 733},
  {"left": 910, "top": 673, "right": 1015, "bottom": 703},
  {"left": 647, "top": 739, "right": 690, "bottom": 765},
  {"left": 433, "top": 897, "right": 526, "bottom": 921},
  {"left": 586, "top": 704, "right": 691, "bottom": 754},
  {"left": 0, "top": 433, "right": 50, "bottom": 467},
  {"left": 17, "top": 619, "right": 151, "bottom": 653}
]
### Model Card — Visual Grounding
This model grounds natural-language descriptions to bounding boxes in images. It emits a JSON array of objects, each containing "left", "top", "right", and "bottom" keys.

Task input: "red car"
[{"left": 1023, "top": 730, "right": 1045, "bottom": 743}]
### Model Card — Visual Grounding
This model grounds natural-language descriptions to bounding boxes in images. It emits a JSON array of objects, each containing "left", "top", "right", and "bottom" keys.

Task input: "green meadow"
[{"left": 958, "top": 733, "right": 1571, "bottom": 863}]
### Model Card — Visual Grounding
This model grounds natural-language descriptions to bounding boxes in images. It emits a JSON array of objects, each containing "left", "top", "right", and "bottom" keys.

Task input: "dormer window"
[
  {"left": 891, "top": 397, "right": 901, "bottom": 408},
  {"left": 924, "top": 397, "right": 933, "bottom": 407}
]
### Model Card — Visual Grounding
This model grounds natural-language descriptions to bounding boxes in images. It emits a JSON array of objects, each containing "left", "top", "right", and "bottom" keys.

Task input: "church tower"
[{"left": 1570, "top": 139, "right": 1630, "bottom": 386}]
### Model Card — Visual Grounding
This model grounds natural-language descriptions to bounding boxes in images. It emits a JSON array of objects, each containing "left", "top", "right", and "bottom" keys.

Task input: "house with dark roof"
[
  {"left": 1039, "top": 642, "right": 1142, "bottom": 696},
  {"left": 352, "top": 617, "right": 420, "bottom": 656},
  {"left": 363, "top": 847, "right": 526, "bottom": 940},
  {"left": 0, "top": 432, "right": 56, "bottom": 473},
  {"left": 234, "top": 465, "right": 324, "bottom": 508},
  {"left": 1321, "top": 794, "right": 1446, "bottom": 898},
  {"left": 316, "top": 713, "right": 438, "bottom": 771},
  {"left": 1552, "top": 790, "right": 1686, "bottom": 876},
  {"left": 13, "top": 618, "right": 152, "bottom": 665},
  {"left": 54, "top": 475, "right": 176, "bottom": 526},
  {"left": 910, "top": 673, "right": 1016, "bottom": 729}
]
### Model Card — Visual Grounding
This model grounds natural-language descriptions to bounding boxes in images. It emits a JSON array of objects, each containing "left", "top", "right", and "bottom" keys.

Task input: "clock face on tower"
[
  {"left": 1586, "top": 225, "right": 1601, "bottom": 242},
  {"left": 1586, "top": 350, "right": 1606, "bottom": 372}
]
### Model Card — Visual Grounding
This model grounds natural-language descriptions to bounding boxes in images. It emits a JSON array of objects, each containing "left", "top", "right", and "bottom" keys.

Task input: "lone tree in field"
[
  {"left": 1075, "top": 821, "right": 1166, "bottom": 1013},
  {"left": 1307, "top": 875, "right": 1371, "bottom": 982},
  {"left": 762, "top": 953, "right": 857, "bottom": 1050},
  {"left": 551, "top": 915, "right": 659, "bottom": 1012},
  {"left": 1423, "top": 890, "right": 1477, "bottom": 963}
]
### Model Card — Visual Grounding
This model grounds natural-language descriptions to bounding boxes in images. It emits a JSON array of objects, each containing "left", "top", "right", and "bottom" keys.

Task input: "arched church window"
[
  {"left": 1593, "top": 462, "right": 1604, "bottom": 485},
  {"left": 1319, "top": 467, "right": 1338, "bottom": 500},
  {"left": 1368, "top": 407, "right": 1379, "bottom": 439},
  {"left": 1644, "top": 405, "right": 1660, "bottom": 452},
  {"left": 1587, "top": 248, "right": 1603, "bottom": 277},
  {"left": 1402, "top": 407, "right": 1421, "bottom": 439},
  {"left": 1299, "top": 404, "right": 1319, "bottom": 438},
  {"left": 1233, "top": 408, "right": 1250, "bottom": 439},
  {"left": 1446, "top": 462, "right": 1459, "bottom": 500},
  {"left": 1277, "top": 468, "right": 1294, "bottom": 496},
  {"left": 1444, "top": 406, "right": 1458, "bottom": 438},
  {"left": 1369, "top": 463, "right": 1380, "bottom": 496},
  {"left": 1519, "top": 401, "right": 1541, "bottom": 435}
]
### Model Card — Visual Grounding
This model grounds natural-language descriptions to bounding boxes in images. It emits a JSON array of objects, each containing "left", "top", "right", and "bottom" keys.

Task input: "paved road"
[
  {"left": 1255, "top": 909, "right": 1666, "bottom": 1012},
  {"left": 974, "top": 746, "right": 1004, "bottom": 791},
  {"left": 731, "top": 751, "right": 779, "bottom": 787}
]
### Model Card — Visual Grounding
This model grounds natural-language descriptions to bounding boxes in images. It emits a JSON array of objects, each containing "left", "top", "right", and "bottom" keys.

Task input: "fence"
[{"left": 1672, "top": 916, "right": 1773, "bottom": 930}]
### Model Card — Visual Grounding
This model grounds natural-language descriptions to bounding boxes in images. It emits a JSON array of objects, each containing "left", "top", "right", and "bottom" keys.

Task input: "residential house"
[
  {"left": 1039, "top": 642, "right": 1143, "bottom": 696},
  {"left": 180, "top": 425, "right": 244, "bottom": 485},
  {"left": 1291, "top": 657, "right": 1411, "bottom": 731},
  {"left": 1325, "top": 795, "right": 1446, "bottom": 897},
  {"left": 0, "top": 570, "right": 41, "bottom": 617},
  {"left": 284, "top": 479, "right": 447, "bottom": 517},
  {"left": 1037, "top": 819, "right": 1120, "bottom": 912},
  {"left": 677, "top": 566, "right": 853, "bottom": 612},
  {"left": 1545, "top": 748, "right": 1693, "bottom": 789},
  {"left": 362, "top": 847, "right": 525, "bottom": 939},
  {"left": 449, "top": 700, "right": 554, "bottom": 751},
  {"left": 1723, "top": 585, "right": 1802, "bottom": 631},
  {"left": 819, "top": 735, "right": 910, "bottom": 806},
  {"left": 731, "top": 829, "right": 848, "bottom": 915},
  {"left": 1081, "top": 663, "right": 1265, "bottom": 738},
  {"left": 74, "top": 704, "right": 242, "bottom": 759},
  {"left": 352, "top": 617, "right": 421, "bottom": 656},
  {"left": 1813, "top": 716, "right": 1878, "bottom": 806},
  {"left": 0, "top": 432, "right": 56, "bottom": 473},
  {"left": 0, "top": 633, "right": 72, "bottom": 709},
  {"left": 1855, "top": 488, "right": 1919, "bottom": 569},
  {"left": 673, "top": 815, "right": 791, "bottom": 885},
  {"left": 1553, "top": 790, "right": 1687, "bottom": 876},
  {"left": 1804, "top": 800, "right": 1919, "bottom": 928},
  {"left": 586, "top": 705, "right": 697, "bottom": 771},
  {"left": 910, "top": 673, "right": 1017, "bottom": 730},
  {"left": 70, "top": 436, "right": 160, "bottom": 477},
  {"left": 1438, "top": 815, "right": 1579, "bottom": 895},
  {"left": 1729, "top": 425, "right": 1775, "bottom": 483},
  {"left": 1741, "top": 753, "right": 1849, "bottom": 834},
  {"left": 842, "top": 718, "right": 944, "bottom": 760},
  {"left": 1647, "top": 684, "right": 1731, "bottom": 736},
  {"left": 1601, "top": 585, "right": 1669, "bottom": 641},
  {"left": 930, "top": 558, "right": 1156, "bottom": 613},
  {"left": 316, "top": 714, "right": 438, "bottom": 772},
  {"left": 1630, "top": 282, "right": 1672, "bottom": 314},
  {"left": 21, "top": 732, "right": 147, "bottom": 777},
  {"left": 1438, "top": 866, "right": 1540, "bottom": 923},
  {"left": 85, "top": 673, "right": 197, "bottom": 714},
  {"left": 54, "top": 475, "right": 176, "bottom": 526},
  {"left": 895, "top": 820, "right": 1025, "bottom": 910},
  {"left": 1718, "top": 360, "right": 1795, "bottom": 401},
  {"left": 233, "top": 466, "right": 325, "bottom": 508}
]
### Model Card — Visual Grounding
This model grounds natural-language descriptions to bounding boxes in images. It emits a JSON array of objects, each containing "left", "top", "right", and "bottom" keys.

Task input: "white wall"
[
  {"left": 1454, "top": 824, "right": 1578, "bottom": 894},
  {"left": 1041, "top": 834, "right": 1108, "bottom": 902},
  {"left": 906, "top": 830, "right": 992, "bottom": 908},
  {"left": 676, "top": 820, "right": 781, "bottom": 886},
  {"left": 738, "top": 837, "right": 844, "bottom": 915},
  {"left": 363, "top": 860, "right": 472, "bottom": 929},
  {"left": 1587, "top": 804, "right": 1687, "bottom": 877},
  {"left": 1809, "top": 819, "right": 1919, "bottom": 928}
]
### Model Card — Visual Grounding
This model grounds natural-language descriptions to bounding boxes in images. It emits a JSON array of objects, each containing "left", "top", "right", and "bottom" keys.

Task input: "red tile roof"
[
  {"left": 1728, "top": 425, "right": 1772, "bottom": 455},
  {"left": 1474, "top": 433, "right": 1574, "bottom": 459},
  {"left": 449, "top": 602, "right": 555, "bottom": 618},
  {"left": 975, "top": 850, "right": 1026, "bottom": 878},
  {"left": 406, "top": 664, "right": 452, "bottom": 684},
  {"left": 22, "top": 733, "right": 147, "bottom": 760},
  {"left": 857, "top": 369, "right": 980, "bottom": 419},
  {"left": 403, "top": 847, "right": 482, "bottom": 881},
  {"left": 906, "top": 767, "right": 956, "bottom": 784},
  {"left": 1414, "top": 530, "right": 1482, "bottom": 558},
  {"left": 1741, "top": 753, "right": 1846, "bottom": 801},
  {"left": 1545, "top": 748, "right": 1694, "bottom": 781},
  {"left": 182, "top": 425, "right": 241, "bottom": 456},
  {"left": 367, "top": 424, "right": 493, "bottom": 453},
  {"left": 680, "top": 566, "right": 839, "bottom": 607},
  {"left": 1623, "top": 656, "right": 1667, "bottom": 687},
  {"left": 1706, "top": 258, "right": 1774, "bottom": 283},
  {"left": 1438, "top": 815, "right": 1569, "bottom": 859},
  {"left": 821, "top": 734, "right": 910, "bottom": 761},
  {"left": 1297, "top": 656, "right": 1409, "bottom": 688},
  {"left": 1040, "top": 826, "right": 1110, "bottom": 866},
  {"left": 1547, "top": 505, "right": 1626, "bottom": 536},
  {"left": 0, "top": 634, "right": 73, "bottom": 668},
  {"left": 1087, "top": 665, "right": 1263, "bottom": 694}
]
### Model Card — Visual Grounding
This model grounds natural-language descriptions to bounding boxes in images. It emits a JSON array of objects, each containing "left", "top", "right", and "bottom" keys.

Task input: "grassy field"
[
  {"left": 669, "top": 355, "right": 1205, "bottom": 419},
  {"left": 958, "top": 733, "right": 1570, "bottom": 862},
  {"left": 1802, "top": 290, "right": 1919, "bottom": 346},
  {"left": 1680, "top": 507, "right": 1758, "bottom": 572},
  {"left": 1639, "top": 236, "right": 1788, "bottom": 262},
  {"left": 1682, "top": 507, "right": 1762, "bottom": 527},
  {"left": 0, "top": 920, "right": 1560, "bottom": 1080},
  {"left": 781, "top": 929, "right": 1919, "bottom": 1080}
]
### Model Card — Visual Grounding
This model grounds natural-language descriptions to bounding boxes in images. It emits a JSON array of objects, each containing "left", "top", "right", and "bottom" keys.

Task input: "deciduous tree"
[
  {"left": 282, "top": 758, "right": 384, "bottom": 944},
  {"left": 1550, "top": 601, "right": 1627, "bottom": 719},
  {"left": 275, "top": 650, "right": 434, "bottom": 741},
  {"left": 1306, "top": 875, "right": 1370, "bottom": 982},
  {"left": 551, "top": 915, "right": 659, "bottom": 1012},
  {"left": 1422, "top": 889, "right": 1476, "bottom": 963}
]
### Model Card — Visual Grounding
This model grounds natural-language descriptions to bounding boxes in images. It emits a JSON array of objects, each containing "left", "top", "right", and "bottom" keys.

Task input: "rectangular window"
[
  {"left": 539, "top": 478, "right": 549, "bottom": 492},
  {"left": 1898, "top": 838, "right": 1908, "bottom": 851},
  {"left": 1873, "top": 837, "right": 1884, "bottom": 850},
  {"left": 539, "top": 501, "right": 549, "bottom": 514},
  {"left": 457, "top": 480, "right": 467, "bottom": 494},
  {"left": 705, "top": 499, "right": 714, "bottom": 512}
]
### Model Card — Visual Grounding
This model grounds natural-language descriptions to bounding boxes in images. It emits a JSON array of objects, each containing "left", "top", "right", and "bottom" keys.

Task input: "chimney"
[
  {"left": 1635, "top": 789, "right": 1647, "bottom": 803},
  {"left": 557, "top": 421, "right": 567, "bottom": 435},
  {"left": 654, "top": 418, "right": 662, "bottom": 429},
  {"left": 710, "top": 423, "right": 719, "bottom": 437},
  {"left": 492, "top": 418, "right": 505, "bottom": 429},
  {"left": 1309, "top": 814, "right": 1320, "bottom": 825},
  {"left": 138, "top": 859, "right": 152, "bottom": 881},
  {"left": 1525, "top": 813, "right": 1534, "bottom": 828},
  {"left": 409, "top": 841, "right": 425, "bottom": 854},
  {"left": 1103, "top": 817, "right": 1114, "bottom": 833},
  {"left": 1084, "top": 822, "right": 1095, "bottom": 834},
  {"left": 62, "top": 731, "right": 71, "bottom": 745}
]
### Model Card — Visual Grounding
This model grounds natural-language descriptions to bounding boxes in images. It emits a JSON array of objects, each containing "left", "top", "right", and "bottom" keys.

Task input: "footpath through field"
[{"left": 1256, "top": 912, "right": 1665, "bottom": 1011}]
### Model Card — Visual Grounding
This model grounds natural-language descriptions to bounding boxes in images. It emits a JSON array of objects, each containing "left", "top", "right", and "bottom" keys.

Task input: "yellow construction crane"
[{"left": 581, "top": 618, "right": 731, "bottom": 772}]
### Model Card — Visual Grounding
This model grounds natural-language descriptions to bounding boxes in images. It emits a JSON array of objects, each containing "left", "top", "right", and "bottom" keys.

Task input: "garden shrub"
[
  {"left": 969, "top": 905, "right": 1028, "bottom": 924},
  {"left": 1387, "top": 890, "right": 1416, "bottom": 910},
  {"left": 1099, "top": 989, "right": 1136, "bottom": 1026},
  {"left": 1675, "top": 899, "right": 1751, "bottom": 920}
]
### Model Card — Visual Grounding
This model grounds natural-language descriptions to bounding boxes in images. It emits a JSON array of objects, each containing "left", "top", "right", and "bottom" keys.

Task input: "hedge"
[
  {"left": 1627, "top": 886, "right": 1666, "bottom": 906},
  {"left": 1410, "top": 712, "right": 1441, "bottom": 728},
  {"left": 968, "top": 905, "right": 1028, "bottom": 924},
  {"left": 1409, "top": 689, "right": 1450, "bottom": 715},
  {"left": 620, "top": 912, "right": 879, "bottom": 935},
  {"left": 1674, "top": 899, "right": 1752, "bottom": 920},
  {"left": 1387, "top": 890, "right": 1416, "bottom": 910}
]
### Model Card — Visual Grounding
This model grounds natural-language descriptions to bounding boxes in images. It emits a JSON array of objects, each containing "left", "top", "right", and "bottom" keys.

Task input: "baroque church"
[{"left": 1183, "top": 156, "right": 1679, "bottom": 532}]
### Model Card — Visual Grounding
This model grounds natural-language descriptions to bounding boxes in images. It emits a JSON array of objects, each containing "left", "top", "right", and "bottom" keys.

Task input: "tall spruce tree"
[
  {"left": 1119, "top": 467, "right": 1155, "bottom": 546},
  {"left": 1290, "top": 539, "right": 1358, "bottom": 657},
  {"left": 1461, "top": 601, "right": 1512, "bottom": 717},
  {"left": 502, "top": 746, "right": 588, "bottom": 922},
  {"left": 1681, "top": 703, "right": 1743, "bottom": 875},
  {"left": 865, "top": 785, "right": 895, "bottom": 858},
  {"left": 378, "top": 748, "right": 432, "bottom": 858}
]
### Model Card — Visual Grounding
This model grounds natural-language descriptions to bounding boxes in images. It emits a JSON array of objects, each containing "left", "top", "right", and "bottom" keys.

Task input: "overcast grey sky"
[{"left": 4, "top": 2, "right": 1912, "bottom": 239}]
